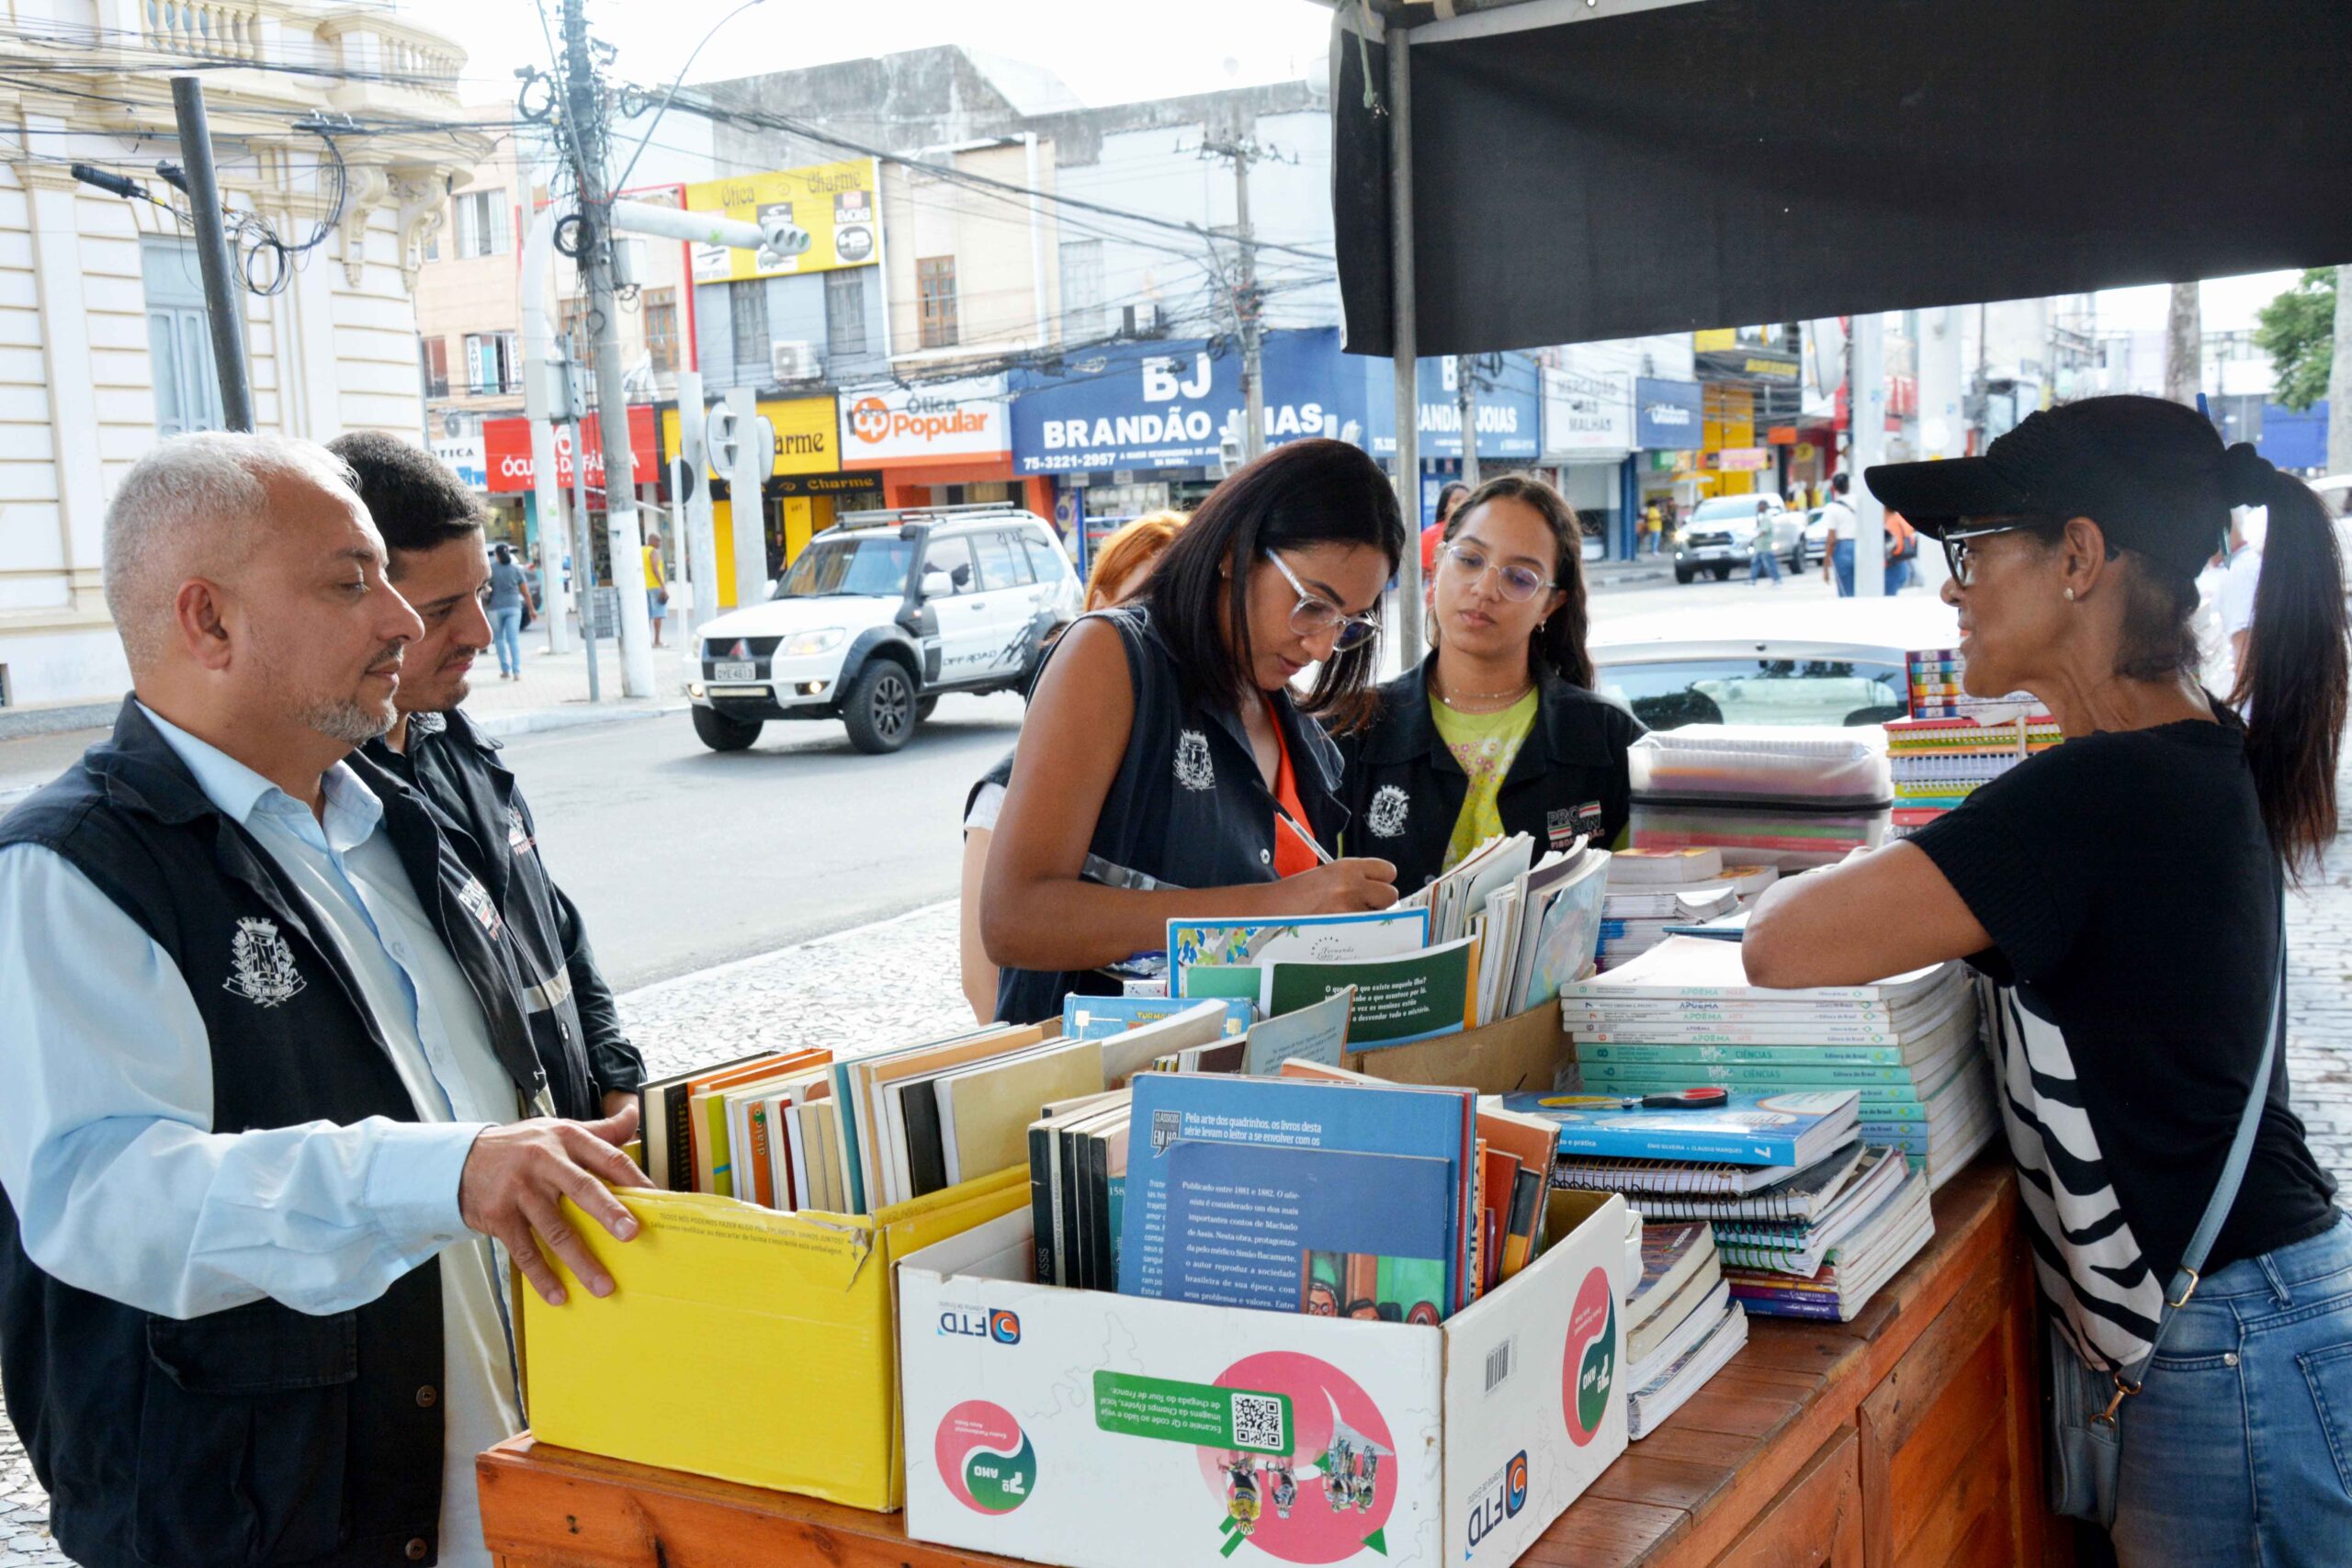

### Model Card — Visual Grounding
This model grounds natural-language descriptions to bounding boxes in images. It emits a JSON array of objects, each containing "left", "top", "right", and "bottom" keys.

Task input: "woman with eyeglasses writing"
[
  {"left": 1335, "top": 474, "right": 1644, "bottom": 892},
  {"left": 1744, "top": 396, "right": 2350, "bottom": 1562},
  {"left": 981, "top": 440, "right": 1406, "bottom": 1024}
]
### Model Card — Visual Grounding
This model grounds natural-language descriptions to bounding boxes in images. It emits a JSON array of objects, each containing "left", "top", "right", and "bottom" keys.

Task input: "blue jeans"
[
  {"left": 1748, "top": 539, "right": 1782, "bottom": 583},
  {"left": 1832, "top": 538, "right": 1856, "bottom": 596},
  {"left": 489, "top": 604, "right": 524, "bottom": 675},
  {"left": 2109, "top": 1212, "right": 2352, "bottom": 1565}
]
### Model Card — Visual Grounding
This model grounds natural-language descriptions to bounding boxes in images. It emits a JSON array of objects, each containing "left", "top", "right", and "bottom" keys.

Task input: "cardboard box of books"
[
  {"left": 521, "top": 1167, "right": 1028, "bottom": 1511},
  {"left": 897, "top": 1187, "right": 1631, "bottom": 1568}
]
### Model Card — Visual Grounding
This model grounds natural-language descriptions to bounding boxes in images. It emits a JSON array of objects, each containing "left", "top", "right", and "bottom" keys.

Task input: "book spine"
[
  {"left": 1715, "top": 1240, "right": 1825, "bottom": 1274},
  {"left": 1059, "top": 1122, "right": 1086, "bottom": 1291},
  {"left": 1027, "top": 1123, "right": 1057, "bottom": 1286},
  {"left": 1568, "top": 1025, "right": 1902, "bottom": 1045},
  {"left": 1086, "top": 1134, "right": 1114, "bottom": 1293},
  {"left": 664, "top": 1086, "right": 695, "bottom": 1192},
  {"left": 1579, "top": 1059, "right": 1920, "bottom": 1087},
  {"left": 903, "top": 1081, "right": 948, "bottom": 1200},
  {"left": 1577, "top": 1041, "right": 1910, "bottom": 1066},
  {"left": 1727, "top": 1288, "right": 1845, "bottom": 1320},
  {"left": 1548, "top": 1126, "right": 1800, "bottom": 1165}
]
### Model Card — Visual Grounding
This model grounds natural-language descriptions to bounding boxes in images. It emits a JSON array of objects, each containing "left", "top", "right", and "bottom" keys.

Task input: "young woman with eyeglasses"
[
  {"left": 980, "top": 439, "right": 1407, "bottom": 1024},
  {"left": 1335, "top": 473, "right": 1644, "bottom": 892}
]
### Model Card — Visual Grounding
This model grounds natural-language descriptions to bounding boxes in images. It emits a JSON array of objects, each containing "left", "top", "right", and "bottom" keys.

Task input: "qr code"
[{"left": 1231, "top": 1392, "right": 1286, "bottom": 1453}]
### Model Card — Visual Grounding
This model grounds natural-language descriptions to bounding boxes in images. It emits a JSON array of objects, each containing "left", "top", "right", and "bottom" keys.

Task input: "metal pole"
[
  {"left": 562, "top": 335, "right": 603, "bottom": 702},
  {"left": 169, "top": 77, "right": 253, "bottom": 433},
  {"left": 675, "top": 367, "right": 719, "bottom": 641},
  {"left": 522, "top": 206, "right": 573, "bottom": 652},
  {"left": 562, "top": 0, "right": 655, "bottom": 698},
  {"left": 1386, "top": 26, "right": 1423, "bottom": 667},
  {"left": 1453, "top": 355, "right": 1480, "bottom": 491},
  {"left": 1850, "top": 311, "right": 1889, "bottom": 599},
  {"left": 1233, "top": 143, "right": 1266, "bottom": 464}
]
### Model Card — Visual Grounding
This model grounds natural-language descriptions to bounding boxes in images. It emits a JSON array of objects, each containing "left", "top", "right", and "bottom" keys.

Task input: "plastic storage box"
[{"left": 1628, "top": 727, "right": 1893, "bottom": 868}]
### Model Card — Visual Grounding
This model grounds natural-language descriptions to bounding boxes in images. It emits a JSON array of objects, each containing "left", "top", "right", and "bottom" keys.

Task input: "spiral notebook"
[{"left": 1552, "top": 1141, "right": 1866, "bottom": 1215}]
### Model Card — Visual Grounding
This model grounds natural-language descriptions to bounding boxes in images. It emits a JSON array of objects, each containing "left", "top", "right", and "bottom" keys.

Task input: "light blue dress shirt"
[{"left": 0, "top": 705, "right": 526, "bottom": 1567}]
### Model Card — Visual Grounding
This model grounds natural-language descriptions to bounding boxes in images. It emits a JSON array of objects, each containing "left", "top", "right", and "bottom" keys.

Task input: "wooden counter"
[{"left": 479, "top": 1160, "right": 2065, "bottom": 1568}]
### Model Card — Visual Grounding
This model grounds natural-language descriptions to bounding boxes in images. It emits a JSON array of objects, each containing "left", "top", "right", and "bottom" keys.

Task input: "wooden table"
[{"left": 480, "top": 1160, "right": 2065, "bottom": 1568}]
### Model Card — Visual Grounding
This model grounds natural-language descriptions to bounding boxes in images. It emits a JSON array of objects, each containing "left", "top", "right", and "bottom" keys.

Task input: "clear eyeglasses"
[
  {"left": 1440, "top": 541, "right": 1555, "bottom": 602},
  {"left": 1264, "top": 550, "right": 1381, "bottom": 652}
]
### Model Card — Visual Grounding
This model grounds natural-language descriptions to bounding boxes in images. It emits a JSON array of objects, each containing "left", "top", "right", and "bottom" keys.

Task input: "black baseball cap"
[{"left": 1865, "top": 394, "right": 2256, "bottom": 581}]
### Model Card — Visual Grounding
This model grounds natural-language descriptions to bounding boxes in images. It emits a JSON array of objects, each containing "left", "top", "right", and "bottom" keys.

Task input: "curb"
[
  {"left": 0, "top": 702, "right": 118, "bottom": 741},
  {"left": 473, "top": 700, "right": 691, "bottom": 739}
]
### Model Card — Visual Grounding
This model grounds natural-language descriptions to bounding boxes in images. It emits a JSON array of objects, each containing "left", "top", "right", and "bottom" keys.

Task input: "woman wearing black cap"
[{"left": 1743, "top": 395, "right": 2349, "bottom": 1562}]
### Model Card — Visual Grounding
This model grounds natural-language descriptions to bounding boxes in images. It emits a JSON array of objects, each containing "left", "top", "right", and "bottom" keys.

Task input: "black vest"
[
  {"left": 1333, "top": 654, "right": 1645, "bottom": 891},
  {"left": 993, "top": 607, "right": 1351, "bottom": 1024},
  {"left": 363, "top": 710, "right": 641, "bottom": 1118},
  {"left": 0, "top": 699, "right": 548, "bottom": 1568}
]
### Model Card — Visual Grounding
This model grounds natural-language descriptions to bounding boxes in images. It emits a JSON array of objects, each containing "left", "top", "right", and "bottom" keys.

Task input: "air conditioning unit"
[
  {"left": 770, "top": 340, "right": 822, "bottom": 383},
  {"left": 1121, "top": 304, "right": 1166, "bottom": 339}
]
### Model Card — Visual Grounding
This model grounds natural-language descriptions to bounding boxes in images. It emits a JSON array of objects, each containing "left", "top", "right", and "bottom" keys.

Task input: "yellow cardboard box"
[{"left": 521, "top": 1167, "right": 1028, "bottom": 1510}]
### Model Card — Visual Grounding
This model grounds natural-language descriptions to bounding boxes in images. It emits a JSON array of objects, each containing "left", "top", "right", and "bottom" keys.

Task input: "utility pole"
[
  {"left": 1200, "top": 135, "right": 1270, "bottom": 463},
  {"left": 1386, "top": 26, "right": 1424, "bottom": 667},
  {"left": 1849, "top": 312, "right": 1889, "bottom": 599},
  {"left": 2164, "top": 280, "right": 2202, "bottom": 407},
  {"left": 560, "top": 0, "right": 655, "bottom": 698},
  {"left": 169, "top": 77, "right": 253, "bottom": 432},
  {"left": 2329, "top": 265, "right": 2352, "bottom": 475},
  {"left": 1453, "top": 355, "right": 1481, "bottom": 491},
  {"left": 560, "top": 333, "right": 602, "bottom": 703}
]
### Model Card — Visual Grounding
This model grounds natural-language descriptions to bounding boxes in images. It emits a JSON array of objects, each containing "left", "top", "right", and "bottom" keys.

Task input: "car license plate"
[
  {"left": 713, "top": 660, "right": 758, "bottom": 682},
  {"left": 1696, "top": 547, "right": 1727, "bottom": 560}
]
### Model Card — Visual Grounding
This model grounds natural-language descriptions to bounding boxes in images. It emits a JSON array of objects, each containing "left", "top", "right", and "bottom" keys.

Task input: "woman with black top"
[
  {"left": 982, "top": 439, "right": 1406, "bottom": 1024},
  {"left": 1337, "top": 473, "right": 1644, "bottom": 892},
  {"left": 1742, "top": 396, "right": 2350, "bottom": 1563}
]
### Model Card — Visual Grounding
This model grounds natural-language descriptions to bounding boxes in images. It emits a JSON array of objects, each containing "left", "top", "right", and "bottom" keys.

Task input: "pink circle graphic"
[
  {"left": 1561, "top": 1266, "right": 1618, "bottom": 1447},
  {"left": 935, "top": 1399, "right": 1035, "bottom": 1515},
  {"left": 1193, "top": 1351, "right": 1397, "bottom": 1563}
]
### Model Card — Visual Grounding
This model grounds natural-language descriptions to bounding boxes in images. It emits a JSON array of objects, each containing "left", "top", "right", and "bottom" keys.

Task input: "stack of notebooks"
[
  {"left": 1884, "top": 713, "right": 2064, "bottom": 840},
  {"left": 1623, "top": 1221, "right": 1746, "bottom": 1439},
  {"left": 1905, "top": 647, "right": 2043, "bottom": 722},
  {"left": 1626, "top": 727, "right": 1895, "bottom": 870},
  {"left": 1169, "top": 834, "right": 1613, "bottom": 1045},
  {"left": 1599, "top": 848, "right": 1779, "bottom": 971},
  {"left": 1561, "top": 936, "right": 1998, "bottom": 1190}
]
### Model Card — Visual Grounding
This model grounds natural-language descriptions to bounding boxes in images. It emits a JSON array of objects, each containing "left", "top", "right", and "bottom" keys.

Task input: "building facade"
[{"left": 0, "top": 0, "right": 488, "bottom": 712}]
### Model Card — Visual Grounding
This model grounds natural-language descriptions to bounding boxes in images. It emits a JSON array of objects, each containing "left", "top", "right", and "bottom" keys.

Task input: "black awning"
[{"left": 1334, "top": 0, "right": 2352, "bottom": 356}]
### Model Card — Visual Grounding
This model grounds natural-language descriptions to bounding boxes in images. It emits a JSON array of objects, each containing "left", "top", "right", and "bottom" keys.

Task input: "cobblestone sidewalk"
[{"left": 6, "top": 845, "right": 2349, "bottom": 1564}]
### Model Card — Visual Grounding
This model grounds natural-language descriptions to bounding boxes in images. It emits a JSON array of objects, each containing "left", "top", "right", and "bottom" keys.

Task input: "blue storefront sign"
[
  {"left": 1350, "top": 351, "right": 1544, "bottom": 462},
  {"left": 1011, "top": 330, "right": 1353, "bottom": 475},
  {"left": 1635, "top": 378, "right": 1704, "bottom": 450}
]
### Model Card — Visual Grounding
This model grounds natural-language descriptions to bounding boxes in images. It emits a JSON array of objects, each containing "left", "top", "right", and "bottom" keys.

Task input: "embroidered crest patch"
[
  {"left": 1174, "top": 729, "right": 1216, "bottom": 791},
  {"left": 224, "top": 917, "right": 306, "bottom": 1008},
  {"left": 1367, "top": 784, "right": 1411, "bottom": 839},
  {"left": 456, "top": 874, "right": 504, "bottom": 939},
  {"left": 506, "top": 805, "right": 536, "bottom": 857}
]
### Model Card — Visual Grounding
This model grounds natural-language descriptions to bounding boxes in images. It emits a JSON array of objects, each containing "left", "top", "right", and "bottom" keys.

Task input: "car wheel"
[
  {"left": 1711, "top": 565, "right": 1733, "bottom": 581},
  {"left": 916, "top": 694, "right": 939, "bottom": 721},
  {"left": 1674, "top": 565, "right": 1695, "bottom": 584},
  {"left": 843, "top": 660, "right": 916, "bottom": 753},
  {"left": 690, "top": 705, "right": 761, "bottom": 752}
]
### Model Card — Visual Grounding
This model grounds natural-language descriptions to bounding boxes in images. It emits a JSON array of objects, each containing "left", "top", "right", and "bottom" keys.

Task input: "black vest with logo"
[
  {"left": 0, "top": 700, "right": 548, "bottom": 1568},
  {"left": 992, "top": 606, "right": 1351, "bottom": 1024},
  {"left": 363, "top": 709, "right": 642, "bottom": 1117},
  {"left": 1333, "top": 654, "right": 1645, "bottom": 891}
]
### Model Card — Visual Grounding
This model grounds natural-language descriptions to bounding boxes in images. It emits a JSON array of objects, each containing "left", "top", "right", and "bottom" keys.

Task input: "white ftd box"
[{"left": 899, "top": 1190, "right": 1634, "bottom": 1568}]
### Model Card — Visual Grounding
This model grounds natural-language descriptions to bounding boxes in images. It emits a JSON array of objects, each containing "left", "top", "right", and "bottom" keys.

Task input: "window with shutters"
[
  {"left": 463, "top": 333, "right": 521, "bottom": 395},
  {"left": 141, "top": 236, "right": 224, "bottom": 436},
  {"left": 1058, "top": 240, "right": 1106, "bottom": 344},
  {"left": 642, "top": 288, "right": 679, "bottom": 373},
  {"left": 917, "top": 256, "right": 958, "bottom": 348},
  {"left": 452, "top": 189, "right": 508, "bottom": 259},
  {"left": 729, "top": 279, "right": 770, "bottom": 378},
  {"left": 825, "top": 269, "right": 866, "bottom": 359}
]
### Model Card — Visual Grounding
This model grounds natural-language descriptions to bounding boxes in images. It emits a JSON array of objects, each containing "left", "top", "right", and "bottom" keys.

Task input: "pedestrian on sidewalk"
[
  {"left": 332, "top": 430, "right": 645, "bottom": 1122},
  {"left": 959, "top": 510, "right": 1186, "bottom": 1020},
  {"left": 1419, "top": 480, "right": 1471, "bottom": 582},
  {"left": 642, "top": 536, "right": 668, "bottom": 649},
  {"left": 2216, "top": 508, "right": 2265, "bottom": 702},
  {"left": 1640, "top": 499, "right": 1666, "bottom": 557},
  {"left": 982, "top": 439, "right": 1405, "bottom": 1024},
  {"left": 0, "top": 432, "right": 647, "bottom": 1568},
  {"left": 1334, "top": 473, "right": 1643, "bottom": 895},
  {"left": 1883, "top": 509, "right": 1919, "bottom": 592},
  {"left": 1747, "top": 498, "right": 1784, "bottom": 586},
  {"left": 1821, "top": 472, "right": 1860, "bottom": 595},
  {"left": 1744, "top": 395, "right": 2352, "bottom": 1564},
  {"left": 486, "top": 543, "right": 531, "bottom": 679}
]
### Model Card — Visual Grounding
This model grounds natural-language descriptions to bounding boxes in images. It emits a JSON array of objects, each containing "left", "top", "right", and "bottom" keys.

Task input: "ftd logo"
[
  {"left": 937, "top": 1304, "right": 1020, "bottom": 1345},
  {"left": 1464, "top": 1449, "right": 1530, "bottom": 1555}
]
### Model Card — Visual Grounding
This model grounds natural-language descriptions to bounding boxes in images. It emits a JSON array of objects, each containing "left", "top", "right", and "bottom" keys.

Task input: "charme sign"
[
  {"left": 481, "top": 407, "right": 659, "bottom": 492},
  {"left": 839, "top": 375, "right": 1009, "bottom": 467}
]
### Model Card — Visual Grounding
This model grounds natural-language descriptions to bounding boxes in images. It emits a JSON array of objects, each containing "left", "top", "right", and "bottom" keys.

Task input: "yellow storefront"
[{"left": 662, "top": 395, "right": 882, "bottom": 607}]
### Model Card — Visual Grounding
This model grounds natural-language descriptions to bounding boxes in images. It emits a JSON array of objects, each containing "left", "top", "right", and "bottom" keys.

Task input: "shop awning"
[{"left": 1332, "top": 0, "right": 2352, "bottom": 356}]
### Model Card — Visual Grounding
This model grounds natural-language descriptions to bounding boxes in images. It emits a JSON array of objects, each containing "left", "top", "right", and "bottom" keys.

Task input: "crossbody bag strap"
[{"left": 2100, "top": 886, "right": 2287, "bottom": 1421}]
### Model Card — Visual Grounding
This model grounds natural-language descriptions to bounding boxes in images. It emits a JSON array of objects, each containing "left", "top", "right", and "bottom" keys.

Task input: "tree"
[
  {"left": 2254, "top": 266, "right": 2335, "bottom": 412},
  {"left": 2164, "top": 281, "right": 2201, "bottom": 405}
]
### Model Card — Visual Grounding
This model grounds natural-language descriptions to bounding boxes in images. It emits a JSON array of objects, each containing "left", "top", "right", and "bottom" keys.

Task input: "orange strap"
[{"left": 1265, "top": 696, "right": 1321, "bottom": 878}]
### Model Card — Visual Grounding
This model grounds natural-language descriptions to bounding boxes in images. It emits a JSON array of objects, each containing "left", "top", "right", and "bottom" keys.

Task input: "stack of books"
[
  {"left": 1562, "top": 937, "right": 1997, "bottom": 1190},
  {"left": 1884, "top": 713, "right": 2064, "bottom": 840},
  {"left": 1905, "top": 647, "right": 2041, "bottom": 721},
  {"left": 1623, "top": 1221, "right": 1746, "bottom": 1439},
  {"left": 1599, "top": 849, "right": 1779, "bottom": 970}
]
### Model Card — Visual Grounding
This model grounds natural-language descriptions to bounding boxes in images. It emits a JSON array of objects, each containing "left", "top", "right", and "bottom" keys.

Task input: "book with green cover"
[{"left": 1261, "top": 936, "right": 1477, "bottom": 1047}]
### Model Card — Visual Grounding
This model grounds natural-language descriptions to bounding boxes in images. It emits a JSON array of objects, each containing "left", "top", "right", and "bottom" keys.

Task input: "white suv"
[{"left": 688, "top": 506, "right": 1083, "bottom": 754}]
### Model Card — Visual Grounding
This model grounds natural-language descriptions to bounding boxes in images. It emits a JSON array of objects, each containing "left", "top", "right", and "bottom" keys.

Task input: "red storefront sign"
[{"left": 482, "top": 406, "right": 660, "bottom": 492}]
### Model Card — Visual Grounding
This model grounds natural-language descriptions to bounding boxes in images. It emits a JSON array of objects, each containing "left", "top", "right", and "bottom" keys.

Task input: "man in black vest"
[
  {"left": 0, "top": 433, "right": 647, "bottom": 1568},
  {"left": 327, "top": 432, "right": 644, "bottom": 1125}
]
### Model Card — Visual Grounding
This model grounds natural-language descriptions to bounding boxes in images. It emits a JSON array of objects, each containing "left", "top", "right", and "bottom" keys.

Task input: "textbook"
[
  {"left": 1626, "top": 1300, "right": 1747, "bottom": 1440},
  {"left": 1708, "top": 1145, "right": 1908, "bottom": 1276},
  {"left": 1563, "top": 937, "right": 1949, "bottom": 1006},
  {"left": 1551, "top": 1154, "right": 1803, "bottom": 1198},
  {"left": 1261, "top": 936, "right": 1478, "bottom": 1047},
  {"left": 1120, "top": 1072, "right": 1475, "bottom": 1315},
  {"left": 1607, "top": 846, "right": 1724, "bottom": 885},
  {"left": 1026, "top": 1090, "right": 1127, "bottom": 1286},
  {"left": 1619, "top": 1142, "right": 1867, "bottom": 1225},
  {"left": 1628, "top": 1222, "right": 1716, "bottom": 1325},
  {"left": 1166, "top": 910, "right": 1429, "bottom": 996},
  {"left": 1239, "top": 984, "right": 1353, "bottom": 1075},
  {"left": 1501, "top": 1089, "right": 1860, "bottom": 1168},
  {"left": 1062, "top": 994, "right": 1253, "bottom": 1039},
  {"left": 639, "top": 1051, "right": 772, "bottom": 1190},
  {"left": 1726, "top": 1166, "right": 1934, "bottom": 1320}
]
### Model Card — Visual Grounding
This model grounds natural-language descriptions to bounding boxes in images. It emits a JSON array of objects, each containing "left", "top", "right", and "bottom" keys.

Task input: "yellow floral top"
[{"left": 1430, "top": 687, "right": 1539, "bottom": 872}]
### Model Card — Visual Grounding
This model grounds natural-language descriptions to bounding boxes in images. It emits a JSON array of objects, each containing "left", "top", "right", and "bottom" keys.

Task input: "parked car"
[
  {"left": 1671, "top": 494, "right": 1801, "bottom": 582},
  {"left": 686, "top": 505, "right": 1082, "bottom": 754},
  {"left": 1797, "top": 506, "right": 1833, "bottom": 570},
  {"left": 1589, "top": 594, "right": 1960, "bottom": 729}
]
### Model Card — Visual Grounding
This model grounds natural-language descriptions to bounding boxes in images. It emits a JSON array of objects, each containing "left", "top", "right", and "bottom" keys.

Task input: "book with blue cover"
[
  {"left": 1166, "top": 910, "right": 1430, "bottom": 997},
  {"left": 1062, "top": 995, "right": 1254, "bottom": 1040},
  {"left": 1499, "top": 1089, "right": 1859, "bottom": 1168},
  {"left": 1120, "top": 1073, "right": 1474, "bottom": 1314}
]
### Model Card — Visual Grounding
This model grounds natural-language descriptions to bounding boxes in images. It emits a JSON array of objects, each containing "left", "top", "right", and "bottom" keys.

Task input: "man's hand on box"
[{"left": 460, "top": 1101, "right": 649, "bottom": 1305}]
